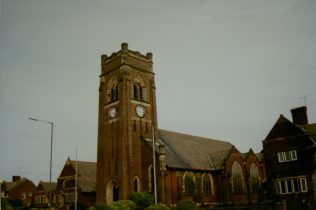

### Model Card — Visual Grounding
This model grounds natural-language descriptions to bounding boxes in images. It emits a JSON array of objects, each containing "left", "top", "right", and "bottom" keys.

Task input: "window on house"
[
  {"left": 232, "top": 161, "right": 245, "bottom": 194},
  {"left": 277, "top": 153, "right": 284, "bottom": 162},
  {"left": 277, "top": 150, "right": 297, "bottom": 163},
  {"left": 35, "top": 196, "right": 40, "bottom": 204},
  {"left": 65, "top": 193, "right": 75, "bottom": 203},
  {"left": 64, "top": 179, "right": 75, "bottom": 189},
  {"left": 290, "top": 150, "right": 297, "bottom": 160},
  {"left": 202, "top": 174, "right": 213, "bottom": 195},
  {"left": 276, "top": 177, "right": 308, "bottom": 194},
  {"left": 293, "top": 179, "right": 299, "bottom": 192},
  {"left": 183, "top": 173, "right": 195, "bottom": 196},
  {"left": 22, "top": 193, "right": 26, "bottom": 199},
  {"left": 300, "top": 178, "right": 308, "bottom": 192}
]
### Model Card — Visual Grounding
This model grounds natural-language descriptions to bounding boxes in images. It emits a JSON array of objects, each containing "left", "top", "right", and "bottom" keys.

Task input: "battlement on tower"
[{"left": 101, "top": 43, "right": 153, "bottom": 74}]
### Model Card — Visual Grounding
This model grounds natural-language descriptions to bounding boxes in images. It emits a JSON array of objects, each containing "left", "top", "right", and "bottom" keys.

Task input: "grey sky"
[{"left": 0, "top": 0, "right": 315, "bottom": 184}]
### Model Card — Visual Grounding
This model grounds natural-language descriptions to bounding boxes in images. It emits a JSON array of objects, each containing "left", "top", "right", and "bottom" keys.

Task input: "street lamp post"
[{"left": 28, "top": 117, "right": 54, "bottom": 183}]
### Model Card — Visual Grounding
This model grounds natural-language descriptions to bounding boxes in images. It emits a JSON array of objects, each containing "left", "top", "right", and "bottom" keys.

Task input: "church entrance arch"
[{"left": 106, "top": 180, "right": 119, "bottom": 205}]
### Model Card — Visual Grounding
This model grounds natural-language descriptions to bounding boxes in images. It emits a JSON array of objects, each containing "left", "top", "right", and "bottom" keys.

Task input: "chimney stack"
[
  {"left": 291, "top": 106, "right": 308, "bottom": 125},
  {"left": 12, "top": 175, "right": 21, "bottom": 182}
]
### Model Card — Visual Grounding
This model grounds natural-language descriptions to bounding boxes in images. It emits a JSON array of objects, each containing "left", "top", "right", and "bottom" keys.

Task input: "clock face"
[
  {"left": 135, "top": 105, "right": 145, "bottom": 118},
  {"left": 108, "top": 107, "right": 117, "bottom": 119}
]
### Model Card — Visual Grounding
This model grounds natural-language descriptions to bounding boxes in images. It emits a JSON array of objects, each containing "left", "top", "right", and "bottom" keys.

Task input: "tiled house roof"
[
  {"left": 255, "top": 153, "right": 264, "bottom": 162},
  {"left": 2, "top": 181, "right": 15, "bottom": 191},
  {"left": 69, "top": 159, "right": 96, "bottom": 192},
  {"left": 263, "top": 114, "right": 316, "bottom": 145},
  {"left": 37, "top": 181, "right": 57, "bottom": 192},
  {"left": 301, "top": 123, "right": 316, "bottom": 142},
  {"left": 157, "top": 129, "right": 233, "bottom": 171},
  {"left": 264, "top": 115, "right": 305, "bottom": 141},
  {"left": 7, "top": 178, "right": 34, "bottom": 191}
]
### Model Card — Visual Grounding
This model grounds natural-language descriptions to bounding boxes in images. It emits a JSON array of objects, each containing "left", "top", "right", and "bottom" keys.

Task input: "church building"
[{"left": 96, "top": 43, "right": 265, "bottom": 208}]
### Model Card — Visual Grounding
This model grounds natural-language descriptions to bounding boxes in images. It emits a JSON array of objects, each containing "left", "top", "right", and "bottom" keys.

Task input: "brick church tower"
[{"left": 96, "top": 43, "right": 158, "bottom": 204}]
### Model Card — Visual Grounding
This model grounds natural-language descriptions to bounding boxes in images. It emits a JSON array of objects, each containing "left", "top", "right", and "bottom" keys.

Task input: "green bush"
[
  {"left": 145, "top": 203, "right": 170, "bottom": 210},
  {"left": 1, "top": 198, "right": 12, "bottom": 208},
  {"left": 111, "top": 201, "right": 129, "bottom": 210},
  {"left": 175, "top": 200, "right": 199, "bottom": 210},
  {"left": 94, "top": 203, "right": 112, "bottom": 210},
  {"left": 5, "top": 205, "right": 14, "bottom": 210},
  {"left": 117, "top": 200, "right": 136, "bottom": 210},
  {"left": 128, "top": 192, "right": 154, "bottom": 210},
  {"left": 88, "top": 206, "right": 96, "bottom": 210}
]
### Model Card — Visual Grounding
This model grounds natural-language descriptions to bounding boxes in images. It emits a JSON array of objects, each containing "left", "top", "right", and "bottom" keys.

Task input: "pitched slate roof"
[
  {"left": 157, "top": 129, "right": 233, "bottom": 171},
  {"left": 301, "top": 123, "right": 316, "bottom": 142},
  {"left": 38, "top": 181, "right": 57, "bottom": 192},
  {"left": 255, "top": 153, "right": 264, "bottom": 162},
  {"left": 69, "top": 159, "right": 96, "bottom": 192},
  {"left": 2, "top": 181, "right": 15, "bottom": 191},
  {"left": 264, "top": 115, "right": 306, "bottom": 141},
  {"left": 5, "top": 178, "right": 35, "bottom": 191}
]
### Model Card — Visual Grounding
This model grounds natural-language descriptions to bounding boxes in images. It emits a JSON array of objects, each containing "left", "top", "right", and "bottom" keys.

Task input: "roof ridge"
[{"left": 158, "top": 129, "right": 231, "bottom": 144}]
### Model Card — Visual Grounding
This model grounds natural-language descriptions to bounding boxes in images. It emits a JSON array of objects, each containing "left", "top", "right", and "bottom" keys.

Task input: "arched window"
[
  {"left": 133, "top": 82, "right": 143, "bottom": 101},
  {"left": 231, "top": 161, "right": 245, "bottom": 194},
  {"left": 111, "top": 84, "right": 119, "bottom": 101},
  {"left": 107, "top": 78, "right": 119, "bottom": 103},
  {"left": 249, "top": 163, "right": 260, "bottom": 193},
  {"left": 132, "top": 77, "right": 146, "bottom": 101},
  {"left": 183, "top": 172, "right": 195, "bottom": 196},
  {"left": 133, "top": 177, "right": 140, "bottom": 192},
  {"left": 202, "top": 174, "right": 214, "bottom": 195}
]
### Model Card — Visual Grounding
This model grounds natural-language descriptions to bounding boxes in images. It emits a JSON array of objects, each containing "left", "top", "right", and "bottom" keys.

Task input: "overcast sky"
[{"left": 1, "top": 0, "right": 315, "bottom": 184}]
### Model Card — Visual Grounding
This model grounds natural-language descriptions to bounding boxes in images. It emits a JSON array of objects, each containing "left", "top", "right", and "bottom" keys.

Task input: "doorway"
[{"left": 106, "top": 180, "right": 119, "bottom": 204}]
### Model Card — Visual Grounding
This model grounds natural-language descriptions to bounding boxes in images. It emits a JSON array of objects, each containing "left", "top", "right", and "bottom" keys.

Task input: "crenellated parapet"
[{"left": 101, "top": 43, "right": 153, "bottom": 75}]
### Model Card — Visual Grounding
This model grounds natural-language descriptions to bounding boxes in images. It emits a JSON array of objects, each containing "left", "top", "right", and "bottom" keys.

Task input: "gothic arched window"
[
  {"left": 133, "top": 82, "right": 143, "bottom": 101},
  {"left": 107, "top": 78, "right": 119, "bottom": 103},
  {"left": 132, "top": 77, "right": 146, "bottom": 101},
  {"left": 183, "top": 172, "right": 195, "bottom": 196},
  {"left": 133, "top": 177, "right": 140, "bottom": 192},
  {"left": 231, "top": 161, "right": 245, "bottom": 194},
  {"left": 202, "top": 173, "right": 214, "bottom": 195},
  {"left": 249, "top": 163, "right": 260, "bottom": 193},
  {"left": 111, "top": 84, "right": 119, "bottom": 101}
]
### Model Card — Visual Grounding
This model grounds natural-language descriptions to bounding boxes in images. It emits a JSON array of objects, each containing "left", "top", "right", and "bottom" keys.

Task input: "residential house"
[
  {"left": 1, "top": 176, "right": 36, "bottom": 207},
  {"left": 54, "top": 158, "right": 96, "bottom": 210},
  {"left": 262, "top": 106, "right": 316, "bottom": 209},
  {"left": 33, "top": 181, "right": 57, "bottom": 208}
]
